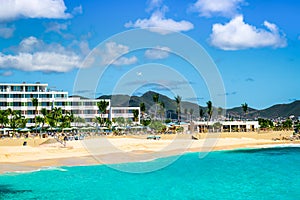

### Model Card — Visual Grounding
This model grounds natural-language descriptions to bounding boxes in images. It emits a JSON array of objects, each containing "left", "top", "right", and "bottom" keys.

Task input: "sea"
[{"left": 1, "top": 146, "right": 300, "bottom": 199}]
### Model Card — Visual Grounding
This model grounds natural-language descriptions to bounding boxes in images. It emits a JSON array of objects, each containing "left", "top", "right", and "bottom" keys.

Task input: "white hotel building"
[{"left": 0, "top": 82, "right": 140, "bottom": 127}]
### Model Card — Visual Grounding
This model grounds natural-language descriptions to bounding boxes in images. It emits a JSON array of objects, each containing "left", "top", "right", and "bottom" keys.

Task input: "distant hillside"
[{"left": 98, "top": 91, "right": 300, "bottom": 120}]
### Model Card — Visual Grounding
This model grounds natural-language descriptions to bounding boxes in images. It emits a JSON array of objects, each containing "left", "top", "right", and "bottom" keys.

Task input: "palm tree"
[
  {"left": 74, "top": 116, "right": 85, "bottom": 127},
  {"left": 174, "top": 95, "right": 182, "bottom": 124},
  {"left": 152, "top": 93, "right": 159, "bottom": 119},
  {"left": 40, "top": 108, "right": 48, "bottom": 132},
  {"left": 132, "top": 109, "right": 139, "bottom": 123},
  {"left": 189, "top": 108, "right": 194, "bottom": 121},
  {"left": 199, "top": 107, "right": 204, "bottom": 121},
  {"left": 206, "top": 101, "right": 213, "bottom": 121},
  {"left": 241, "top": 103, "right": 248, "bottom": 120},
  {"left": 159, "top": 101, "right": 165, "bottom": 121},
  {"left": 97, "top": 100, "right": 109, "bottom": 127},
  {"left": 140, "top": 102, "right": 146, "bottom": 119},
  {"left": 217, "top": 107, "right": 223, "bottom": 120},
  {"left": 32, "top": 98, "right": 39, "bottom": 134},
  {"left": 0, "top": 110, "right": 9, "bottom": 128},
  {"left": 51, "top": 107, "right": 62, "bottom": 128},
  {"left": 9, "top": 110, "right": 22, "bottom": 135},
  {"left": 184, "top": 108, "right": 188, "bottom": 121}
]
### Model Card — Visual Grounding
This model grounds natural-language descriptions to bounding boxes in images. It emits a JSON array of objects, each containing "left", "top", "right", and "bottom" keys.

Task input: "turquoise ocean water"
[{"left": 1, "top": 146, "right": 300, "bottom": 199}]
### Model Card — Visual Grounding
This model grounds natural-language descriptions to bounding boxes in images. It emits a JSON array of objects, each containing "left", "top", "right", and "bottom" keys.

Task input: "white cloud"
[
  {"left": 72, "top": 5, "right": 83, "bottom": 15},
  {"left": 209, "top": 15, "right": 287, "bottom": 50},
  {"left": 0, "top": 36, "right": 81, "bottom": 72},
  {"left": 191, "top": 0, "right": 244, "bottom": 17},
  {"left": 145, "top": 46, "right": 171, "bottom": 59},
  {"left": 0, "top": 70, "right": 13, "bottom": 76},
  {"left": 125, "top": 9, "right": 194, "bottom": 35},
  {"left": 147, "top": 0, "right": 163, "bottom": 12},
  {"left": 100, "top": 42, "right": 137, "bottom": 66},
  {"left": 0, "top": 25, "right": 15, "bottom": 38},
  {"left": 0, "top": 0, "right": 71, "bottom": 21},
  {"left": 45, "top": 22, "right": 69, "bottom": 33}
]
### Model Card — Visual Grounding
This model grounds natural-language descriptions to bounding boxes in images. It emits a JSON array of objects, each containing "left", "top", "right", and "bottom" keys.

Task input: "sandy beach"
[{"left": 0, "top": 131, "right": 298, "bottom": 174}]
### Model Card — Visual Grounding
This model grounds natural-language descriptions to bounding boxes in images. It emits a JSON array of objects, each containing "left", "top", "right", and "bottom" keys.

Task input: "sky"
[{"left": 0, "top": 0, "right": 299, "bottom": 109}]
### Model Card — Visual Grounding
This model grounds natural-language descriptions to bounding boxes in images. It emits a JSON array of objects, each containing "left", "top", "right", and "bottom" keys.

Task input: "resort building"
[
  {"left": 0, "top": 82, "right": 140, "bottom": 127},
  {"left": 193, "top": 121, "right": 259, "bottom": 132}
]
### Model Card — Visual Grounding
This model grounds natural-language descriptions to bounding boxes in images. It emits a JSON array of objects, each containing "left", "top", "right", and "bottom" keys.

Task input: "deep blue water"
[{"left": 1, "top": 147, "right": 300, "bottom": 199}]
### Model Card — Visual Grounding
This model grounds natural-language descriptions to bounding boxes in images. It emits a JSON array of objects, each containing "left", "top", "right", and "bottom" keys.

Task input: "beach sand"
[{"left": 0, "top": 131, "right": 297, "bottom": 174}]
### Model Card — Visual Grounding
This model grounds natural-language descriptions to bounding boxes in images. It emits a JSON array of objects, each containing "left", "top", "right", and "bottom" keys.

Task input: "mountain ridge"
[{"left": 98, "top": 91, "right": 299, "bottom": 119}]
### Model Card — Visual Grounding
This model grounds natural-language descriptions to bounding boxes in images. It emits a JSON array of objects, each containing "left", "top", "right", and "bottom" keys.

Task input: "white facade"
[
  {"left": 193, "top": 121, "right": 259, "bottom": 132},
  {"left": 0, "top": 82, "right": 140, "bottom": 126}
]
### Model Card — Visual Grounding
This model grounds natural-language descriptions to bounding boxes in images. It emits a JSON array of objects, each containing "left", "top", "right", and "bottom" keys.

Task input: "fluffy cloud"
[
  {"left": 0, "top": 36, "right": 81, "bottom": 72},
  {"left": 0, "top": 25, "right": 15, "bottom": 38},
  {"left": 210, "top": 15, "right": 287, "bottom": 50},
  {"left": 191, "top": 0, "right": 244, "bottom": 17},
  {"left": 0, "top": 0, "right": 71, "bottom": 21},
  {"left": 101, "top": 42, "right": 137, "bottom": 66},
  {"left": 145, "top": 46, "right": 171, "bottom": 59},
  {"left": 125, "top": 9, "right": 194, "bottom": 35}
]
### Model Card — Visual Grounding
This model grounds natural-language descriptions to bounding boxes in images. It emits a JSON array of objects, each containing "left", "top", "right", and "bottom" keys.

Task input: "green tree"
[
  {"left": 282, "top": 119, "right": 293, "bottom": 130},
  {"left": 184, "top": 108, "right": 188, "bottom": 121},
  {"left": 206, "top": 101, "right": 213, "bottom": 121},
  {"left": 51, "top": 107, "right": 62, "bottom": 128},
  {"left": 152, "top": 93, "right": 159, "bottom": 119},
  {"left": 97, "top": 100, "right": 109, "bottom": 127},
  {"left": 0, "top": 110, "right": 9, "bottom": 128},
  {"left": 140, "top": 102, "right": 146, "bottom": 118},
  {"left": 60, "top": 111, "right": 73, "bottom": 128},
  {"left": 32, "top": 98, "right": 39, "bottom": 134},
  {"left": 258, "top": 118, "right": 274, "bottom": 129},
  {"left": 40, "top": 108, "right": 48, "bottom": 132},
  {"left": 9, "top": 110, "right": 22, "bottom": 134},
  {"left": 241, "top": 103, "right": 248, "bottom": 120},
  {"left": 149, "top": 120, "right": 166, "bottom": 133},
  {"left": 175, "top": 95, "right": 182, "bottom": 124},
  {"left": 36, "top": 116, "right": 44, "bottom": 130},
  {"left": 141, "top": 117, "right": 151, "bottom": 126},
  {"left": 199, "top": 107, "right": 204, "bottom": 121},
  {"left": 189, "top": 108, "right": 194, "bottom": 121},
  {"left": 74, "top": 116, "right": 86, "bottom": 127},
  {"left": 132, "top": 109, "right": 139, "bottom": 123},
  {"left": 115, "top": 117, "right": 125, "bottom": 127},
  {"left": 217, "top": 107, "right": 223, "bottom": 120},
  {"left": 158, "top": 101, "right": 165, "bottom": 121}
]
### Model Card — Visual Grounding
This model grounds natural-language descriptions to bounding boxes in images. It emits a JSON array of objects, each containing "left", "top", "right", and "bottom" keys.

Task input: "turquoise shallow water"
[{"left": 1, "top": 146, "right": 300, "bottom": 199}]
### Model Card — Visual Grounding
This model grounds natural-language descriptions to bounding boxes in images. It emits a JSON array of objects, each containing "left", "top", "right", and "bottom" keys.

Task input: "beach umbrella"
[
  {"left": 19, "top": 128, "right": 31, "bottom": 132},
  {"left": 47, "top": 127, "right": 59, "bottom": 131},
  {"left": 62, "top": 127, "right": 73, "bottom": 131}
]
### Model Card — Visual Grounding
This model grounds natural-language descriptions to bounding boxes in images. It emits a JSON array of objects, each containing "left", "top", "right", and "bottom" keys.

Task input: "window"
[
  {"left": 13, "top": 102, "right": 22, "bottom": 107},
  {"left": 12, "top": 86, "right": 22, "bottom": 92},
  {"left": 0, "top": 94, "right": 8, "bottom": 98},
  {"left": 10, "top": 94, "right": 22, "bottom": 98},
  {"left": 71, "top": 102, "right": 81, "bottom": 106},
  {"left": 0, "top": 102, "right": 7, "bottom": 106},
  {"left": 41, "top": 102, "right": 51, "bottom": 106},
  {"left": 25, "top": 86, "right": 37, "bottom": 92},
  {"left": 39, "top": 94, "right": 52, "bottom": 98}
]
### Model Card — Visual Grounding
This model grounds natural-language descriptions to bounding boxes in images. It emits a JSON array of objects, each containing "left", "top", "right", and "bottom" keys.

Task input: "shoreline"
[{"left": 0, "top": 131, "right": 298, "bottom": 174}]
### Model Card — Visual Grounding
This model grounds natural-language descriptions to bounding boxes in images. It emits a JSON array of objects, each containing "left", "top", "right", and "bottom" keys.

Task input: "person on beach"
[{"left": 63, "top": 135, "right": 68, "bottom": 147}]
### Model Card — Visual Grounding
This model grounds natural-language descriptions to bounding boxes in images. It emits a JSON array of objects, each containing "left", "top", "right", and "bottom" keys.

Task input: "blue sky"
[{"left": 0, "top": 0, "right": 299, "bottom": 109}]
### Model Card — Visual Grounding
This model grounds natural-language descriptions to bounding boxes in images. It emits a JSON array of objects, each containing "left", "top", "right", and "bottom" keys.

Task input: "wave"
[{"left": 3, "top": 166, "right": 68, "bottom": 175}]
